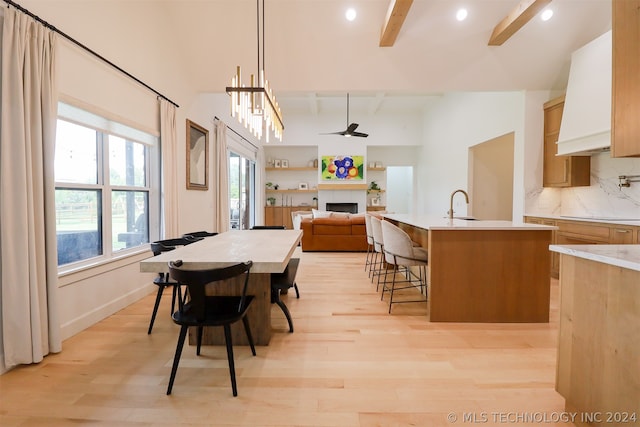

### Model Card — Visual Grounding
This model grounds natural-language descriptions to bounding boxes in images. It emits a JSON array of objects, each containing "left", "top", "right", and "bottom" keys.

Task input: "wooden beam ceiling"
[
  {"left": 379, "top": 0, "right": 414, "bottom": 47},
  {"left": 488, "top": 0, "right": 552, "bottom": 46}
]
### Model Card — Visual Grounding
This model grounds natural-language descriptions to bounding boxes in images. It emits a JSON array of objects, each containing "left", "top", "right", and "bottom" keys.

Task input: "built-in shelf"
[
  {"left": 367, "top": 167, "right": 386, "bottom": 171},
  {"left": 367, "top": 206, "right": 387, "bottom": 211},
  {"left": 265, "top": 167, "right": 316, "bottom": 171},
  {"left": 266, "top": 189, "right": 317, "bottom": 193},
  {"left": 367, "top": 189, "right": 385, "bottom": 193},
  {"left": 317, "top": 183, "right": 368, "bottom": 190}
]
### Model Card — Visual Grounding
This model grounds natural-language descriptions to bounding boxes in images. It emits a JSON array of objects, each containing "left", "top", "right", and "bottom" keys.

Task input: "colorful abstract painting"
[{"left": 321, "top": 155, "right": 364, "bottom": 180}]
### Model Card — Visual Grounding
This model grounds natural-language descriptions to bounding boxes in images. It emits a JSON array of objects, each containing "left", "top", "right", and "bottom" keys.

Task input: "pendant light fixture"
[{"left": 226, "top": 0, "right": 284, "bottom": 142}]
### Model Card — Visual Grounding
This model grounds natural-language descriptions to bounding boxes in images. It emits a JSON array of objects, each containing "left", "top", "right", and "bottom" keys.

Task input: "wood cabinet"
[
  {"left": 612, "top": 0, "right": 640, "bottom": 157},
  {"left": 265, "top": 206, "right": 312, "bottom": 229},
  {"left": 610, "top": 225, "right": 636, "bottom": 244},
  {"left": 525, "top": 216, "right": 640, "bottom": 278},
  {"left": 542, "top": 97, "right": 591, "bottom": 187},
  {"left": 555, "top": 221, "right": 611, "bottom": 245},
  {"left": 525, "top": 217, "right": 559, "bottom": 278},
  {"left": 554, "top": 251, "right": 640, "bottom": 424}
]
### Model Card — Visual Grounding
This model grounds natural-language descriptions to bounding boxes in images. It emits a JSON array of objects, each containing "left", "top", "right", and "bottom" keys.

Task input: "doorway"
[
  {"left": 468, "top": 132, "right": 514, "bottom": 220},
  {"left": 229, "top": 152, "right": 256, "bottom": 230},
  {"left": 386, "top": 166, "right": 413, "bottom": 214}
]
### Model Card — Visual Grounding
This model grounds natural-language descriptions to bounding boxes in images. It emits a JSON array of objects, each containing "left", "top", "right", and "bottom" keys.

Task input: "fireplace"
[{"left": 326, "top": 202, "right": 358, "bottom": 214}]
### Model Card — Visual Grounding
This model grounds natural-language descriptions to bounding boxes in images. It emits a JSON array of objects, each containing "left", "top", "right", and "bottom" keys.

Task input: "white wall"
[{"left": 417, "top": 91, "right": 551, "bottom": 219}]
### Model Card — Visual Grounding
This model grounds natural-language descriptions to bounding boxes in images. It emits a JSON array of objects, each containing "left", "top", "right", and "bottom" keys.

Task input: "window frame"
[{"left": 55, "top": 103, "right": 160, "bottom": 277}]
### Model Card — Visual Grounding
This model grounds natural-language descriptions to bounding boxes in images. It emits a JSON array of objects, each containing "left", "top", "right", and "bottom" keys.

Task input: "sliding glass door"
[{"left": 228, "top": 152, "right": 256, "bottom": 230}]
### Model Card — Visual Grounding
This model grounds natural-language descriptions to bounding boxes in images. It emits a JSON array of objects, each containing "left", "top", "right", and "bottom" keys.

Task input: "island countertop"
[
  {"left": 383, "top": 214, "right": 557, "bottom": 231},
  {"left": 550, "top": 244, "right": 640, "bottom": 272}
]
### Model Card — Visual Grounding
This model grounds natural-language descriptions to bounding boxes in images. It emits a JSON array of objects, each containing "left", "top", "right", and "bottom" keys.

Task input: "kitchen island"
[
  {"left": 384, "top": 214, "right": 556, "bottom": 322},
  {"left": 550, "top": 244, "right": 640, "bottom": 426}
]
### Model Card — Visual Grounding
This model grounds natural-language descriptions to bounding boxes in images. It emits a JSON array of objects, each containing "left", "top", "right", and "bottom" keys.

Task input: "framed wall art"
[
  {"left": 186, "top": 119, "right": 208, "bottom": 190},
  {"left": 321, "top": 155, "right": 364, "bottom": 180}
]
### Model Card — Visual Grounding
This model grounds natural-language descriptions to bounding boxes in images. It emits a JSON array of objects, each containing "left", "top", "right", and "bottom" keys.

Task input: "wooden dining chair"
[
  {"left": 166, "top": 260, "right": 256, "bottom": 397},
  {"left": 147, "top": 237, "right": 202, "bottom": 334}
]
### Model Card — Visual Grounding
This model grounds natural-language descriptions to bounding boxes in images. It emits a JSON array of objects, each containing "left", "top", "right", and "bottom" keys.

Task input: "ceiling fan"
[{"left": 320, "top": 93, "right": 369, "bottom": 138}]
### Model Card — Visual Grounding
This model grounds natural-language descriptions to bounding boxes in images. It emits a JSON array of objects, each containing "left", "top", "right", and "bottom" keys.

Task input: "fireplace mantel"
[{"left": 317, "top": 183, "right": 367, "bottom": 190}]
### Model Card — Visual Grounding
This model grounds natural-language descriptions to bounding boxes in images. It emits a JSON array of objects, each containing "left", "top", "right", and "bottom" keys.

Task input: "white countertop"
[
  {"left": 525, "top": 214, "right": 640, "bottom": 226},
  {"left": 384, "top": 214, "right": 557, "bottom": 231},
  {"left": 549, "top": 244, "right": 640, "bottom": 272}
]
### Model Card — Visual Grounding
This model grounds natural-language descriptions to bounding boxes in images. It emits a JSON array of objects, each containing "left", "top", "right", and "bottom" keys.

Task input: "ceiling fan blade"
[
  {"left": 320, "top": 95, "right": 370, "bottom": 137},
  {"left": 351, "top": 131, "right": 369, "bottom": 138},
  {"left": 319, "top": 131, "right": 347, "bottom": 136}
]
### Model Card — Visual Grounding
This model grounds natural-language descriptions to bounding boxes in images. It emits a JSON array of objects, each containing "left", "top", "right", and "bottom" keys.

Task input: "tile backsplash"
[{"left": 526, "top": 152, "right": 640, "bottom": 219}]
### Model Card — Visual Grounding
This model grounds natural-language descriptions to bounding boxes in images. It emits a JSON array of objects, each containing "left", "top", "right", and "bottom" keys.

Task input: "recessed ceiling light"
[
  {"left": 456, "top": 8, "right": 468, "bottom": 21},
  {"left": 346, "top": 8, "right": 357, "bottom": 21},
  {"left": 541, "top": 9, "right": 553, "bottom": 21}
]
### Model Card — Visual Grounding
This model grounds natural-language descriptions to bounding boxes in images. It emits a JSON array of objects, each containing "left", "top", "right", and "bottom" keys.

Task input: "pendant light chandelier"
[{"left": 226, "top": 0, "right": 284, "bottom": 142}]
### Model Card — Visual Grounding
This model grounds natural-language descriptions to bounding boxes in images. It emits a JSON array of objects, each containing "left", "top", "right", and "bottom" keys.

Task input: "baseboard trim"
[{"left": 60, "top": 284, "right": 155, "bottom": 340}]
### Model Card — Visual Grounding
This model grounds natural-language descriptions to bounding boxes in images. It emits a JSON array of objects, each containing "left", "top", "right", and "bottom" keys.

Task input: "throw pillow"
[
  {"left": 293, "top": 213, "right": 312, "bottom": 230},
  {"left": 312, "top": 209, "right": 332, "bottom": 219}
]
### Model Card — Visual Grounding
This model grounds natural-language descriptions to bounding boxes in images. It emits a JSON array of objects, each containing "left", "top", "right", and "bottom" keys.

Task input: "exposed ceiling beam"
[
  {"left": 379, "top": 0, "right": 414, "bottom": 47},
  {"left": 488, "top": 0, "right": 552, "bottom": 46}
]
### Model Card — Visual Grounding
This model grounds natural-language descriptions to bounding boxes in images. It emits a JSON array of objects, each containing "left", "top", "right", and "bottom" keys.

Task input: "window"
[
  {"left": 55, "top": 103, "right": 159, "bottom": 268},
  {"left": 229, "top": 152, "right": 256, "bottom": 230}
]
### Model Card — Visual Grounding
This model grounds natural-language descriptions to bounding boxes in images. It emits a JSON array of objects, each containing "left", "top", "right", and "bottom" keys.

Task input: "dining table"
[{"left": 139, "top": 229, "right": 302, "bottom": 345}]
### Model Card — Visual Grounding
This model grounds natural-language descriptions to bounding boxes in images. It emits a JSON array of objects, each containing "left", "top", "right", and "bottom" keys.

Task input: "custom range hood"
[{"left": 557, "top": 30, "right": 612, "bottom": 156}]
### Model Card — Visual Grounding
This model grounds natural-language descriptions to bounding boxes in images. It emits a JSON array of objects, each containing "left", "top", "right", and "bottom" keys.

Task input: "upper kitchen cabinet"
[
  {"left": 543, "top": 96, "right": 590, "bottom": 187},
  {"left": 612, "top": 0, "right": 640, "bottom": 157}
]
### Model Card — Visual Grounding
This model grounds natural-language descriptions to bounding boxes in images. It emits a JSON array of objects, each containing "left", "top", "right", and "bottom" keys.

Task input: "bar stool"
[{"left": 380, "top": 220, "right": 428, "bottom": 313}]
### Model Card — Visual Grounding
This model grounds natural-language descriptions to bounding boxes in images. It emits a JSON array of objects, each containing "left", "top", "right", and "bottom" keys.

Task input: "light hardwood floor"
[{"left": 0, "top": 250, "right": 570, "bottom": 427}]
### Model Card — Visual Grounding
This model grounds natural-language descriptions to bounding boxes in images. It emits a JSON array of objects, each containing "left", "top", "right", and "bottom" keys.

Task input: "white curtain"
[
  {"left": 160, "top": 99, "right": 178, "bottom": 238},
  {"left": 215, "top": 120, "right": 230, "bottom": 233},
  {"left": 0, "top": 7, "right": 61, "bottom": 369}
]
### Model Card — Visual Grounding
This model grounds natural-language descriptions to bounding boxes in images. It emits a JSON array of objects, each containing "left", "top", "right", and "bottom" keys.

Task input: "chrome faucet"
[{"left": 448, "top": 189, "right": 469, "bottom": 219}]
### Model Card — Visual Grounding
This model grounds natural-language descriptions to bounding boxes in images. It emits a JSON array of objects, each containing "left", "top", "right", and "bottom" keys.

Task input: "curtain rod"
[
  {"left": 2, "top": 0, "right": 179, "bottom": 108},
  {"left": 214, "top": 117, "right": 259, "bottom": 151}
]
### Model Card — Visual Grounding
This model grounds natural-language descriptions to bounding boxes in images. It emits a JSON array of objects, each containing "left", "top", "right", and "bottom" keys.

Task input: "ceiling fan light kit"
[{"left": 321, "top": 93, "right": 369, "bottom": 138}]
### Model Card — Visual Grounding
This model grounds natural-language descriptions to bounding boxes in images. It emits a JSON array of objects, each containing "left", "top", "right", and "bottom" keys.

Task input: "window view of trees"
[{"left": 54, "top": 117, "right": 152, "bottom": 266}]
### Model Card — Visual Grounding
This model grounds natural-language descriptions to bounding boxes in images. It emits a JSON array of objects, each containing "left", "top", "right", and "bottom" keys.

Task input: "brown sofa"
[{"left": 300, "top": 214, "right": 368, "bottom": 252}]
